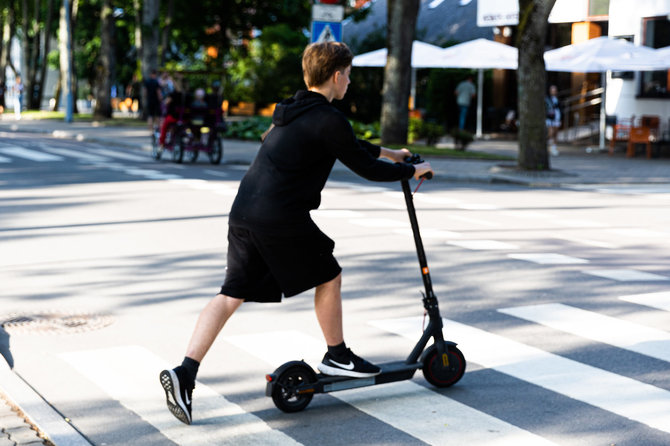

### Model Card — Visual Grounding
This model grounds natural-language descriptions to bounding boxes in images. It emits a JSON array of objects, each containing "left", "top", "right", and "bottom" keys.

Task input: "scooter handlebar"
[{"left": 404, "top": 154, "right": 433, "bottom": 180}]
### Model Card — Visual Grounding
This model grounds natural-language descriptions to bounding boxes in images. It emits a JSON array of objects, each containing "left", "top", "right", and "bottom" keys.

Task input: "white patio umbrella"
[
  {"left": 352, "top": 40, "right": 450, "bottom": 68},
  {"left": 544, "top": 36, "right": 670, "bottom": 149},
  {"left": 353, "top": 41, "right": 456, "bottom": 134},
  {"left": 436, "top": 38, "right": 518, "bottom": 137},
  {"left": 353, "top": 39, "right": 519, "bottom": 138}
]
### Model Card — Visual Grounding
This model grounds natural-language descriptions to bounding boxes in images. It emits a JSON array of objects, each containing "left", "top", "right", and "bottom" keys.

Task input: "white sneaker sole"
[
  {"left": 160, "top": 369, "right": 192, "bottom": 425},
  {"left": 317, "top": 363, "right": 381, "bottom": 378}
]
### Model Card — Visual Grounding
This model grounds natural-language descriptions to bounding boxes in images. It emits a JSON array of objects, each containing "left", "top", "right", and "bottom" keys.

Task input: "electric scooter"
[{"left": 265, "top": 155, "right": 466, "bottom": 413}]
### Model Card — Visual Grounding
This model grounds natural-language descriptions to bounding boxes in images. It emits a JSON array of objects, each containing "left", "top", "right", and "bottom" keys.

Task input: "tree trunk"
[
  {"left": 140, "top": 0, "right": 159, "bottom": 119},
  {"left": 70, "top": 0, "right": 78, "bottom": 113},
  {"left": 94, "top": 0, "right": 114, "bottom": 120},
  {"left": 141, "top": 0, "right": 159, "bottom": 78},
  {"left": 516, "top": 0, "right": 555, "bottom": 170},
  {"left": 0, "top": 1, "right": 17, "bottom": 84},
  {"left": 36, "top": 0, "right": 54, "bottom": 109},
  {"left": 133, "top": 0, "right": 142, "bottom": 69},
  {"left": 380, "top": 0, "right": 420, "bottom": 145},
  {"left": 160, "top": 0, "right": 174, "bottom": 67}
]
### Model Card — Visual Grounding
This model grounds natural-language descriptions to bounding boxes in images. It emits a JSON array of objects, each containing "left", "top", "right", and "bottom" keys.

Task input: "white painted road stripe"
[
  {"left": 393, "top": 228, "right": 462, "bottom": 239},
  {"left": 42, "top": 147, "right": 109, "bottom": 162},
  {"left": 0, "top": 146, "right": 63, "bottom": 161},
  {"left": 225, "top": 330, "right": 557, "bottom": 446},
  {"left": 349, "top": 218, "right": 408, "bottom": 228},
  {"left": 448, "top": 240, "right": 518, "bottom": 250},
  {"left": 498, "top": 303, "right": 670, "bottom": 363},
  {"left": 552, "top": 235, "right": 618, "bottom": 249},
  {"left": 583, "top": 269, "right": 669, "bottom": 282},
  {"left": 371, "top": 317, "right": 670, "bottom": 434},
  {"left": 61, "top": 346, "right": 302, "bottom": 446},
  {"left": 0, "top": 361, "right": 90, "bottom": 446},
  {"left": 619, "top": 291, "right": 670, "bottom": 312},
  {"left": 312, "top": 209, "right": 364, "bottom": 219},
  {"left": 607, "top": 228, "right": 668, "bottom": 238},
  {"left": 88, "top": 147, "right": 149, "bottom": 162},
  {"left": 336, "top": 381, "right": 558, "bottom": 446},
  {"left": 507, "top": 253, "right": 589, "bottom": 265}
]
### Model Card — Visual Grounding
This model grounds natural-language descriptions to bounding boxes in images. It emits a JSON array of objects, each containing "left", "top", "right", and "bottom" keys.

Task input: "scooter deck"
[{"left": 310, "top": 361, "right": 420, "bottom": 394}]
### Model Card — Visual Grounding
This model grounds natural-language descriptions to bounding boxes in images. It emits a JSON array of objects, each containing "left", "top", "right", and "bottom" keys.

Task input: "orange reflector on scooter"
[
  {"left": 442, "top": 353, "right": 449, "bottom": 367},
  {"left": 422, "top": 267, "right": 429, "bottom": 275},
  {"left": 266, "top": 374, "right": 274, "bottom": 382}
]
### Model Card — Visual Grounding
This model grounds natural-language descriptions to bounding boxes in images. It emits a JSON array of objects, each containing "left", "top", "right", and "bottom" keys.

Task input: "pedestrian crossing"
[{"left": 50, "top": 295, "right": 670, "bottom": 445}]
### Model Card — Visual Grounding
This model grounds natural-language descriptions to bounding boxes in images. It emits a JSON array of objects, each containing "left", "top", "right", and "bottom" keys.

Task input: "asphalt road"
[{"left": 1, "top": 132, "right": 670, "bottom": 446}]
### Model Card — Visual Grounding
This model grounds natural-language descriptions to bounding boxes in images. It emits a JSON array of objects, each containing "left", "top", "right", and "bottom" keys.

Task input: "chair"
[
  {"left": 609, "top": 116, "right": 633, "bottom": 155},
  {"left": 640, "top": 115, "right": 660, "bottom": 141},
  {"left": 627, "top": 126, "right": 652, "bottom": 158}
]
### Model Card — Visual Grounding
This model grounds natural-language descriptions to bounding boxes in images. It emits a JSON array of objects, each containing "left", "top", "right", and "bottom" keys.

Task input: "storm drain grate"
[{"left": 1, "top": 311, "right": 114, "bottom": 334}]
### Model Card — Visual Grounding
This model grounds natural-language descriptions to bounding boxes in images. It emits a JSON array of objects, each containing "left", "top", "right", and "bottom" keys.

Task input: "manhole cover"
[{"left": 1, "top": 311, "right": 114, "bottom": 334}]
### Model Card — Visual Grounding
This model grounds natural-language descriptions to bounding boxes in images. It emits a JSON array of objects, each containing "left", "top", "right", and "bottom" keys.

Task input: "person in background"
[
  {"left": 545, "top": 85, "right": 561, "bottom": 156},
  {"left": 13, "top": 76, "right": 23, "bottom": 120},
  {"left": 454, "top": 75, "right": 476, "bottom": 130},
  {"left": 143, "top": 70, "right": 162, "bottom": 131}
]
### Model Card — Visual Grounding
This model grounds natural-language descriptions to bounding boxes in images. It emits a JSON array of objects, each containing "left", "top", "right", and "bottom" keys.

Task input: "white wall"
[{"left": 608, "top": 0, "right": 670, "bottom": 133}]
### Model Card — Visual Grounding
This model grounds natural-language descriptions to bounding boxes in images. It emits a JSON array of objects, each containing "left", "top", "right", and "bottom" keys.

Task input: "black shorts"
[{"left": 220, "top": 225, "right": 342, "bottom": 303}]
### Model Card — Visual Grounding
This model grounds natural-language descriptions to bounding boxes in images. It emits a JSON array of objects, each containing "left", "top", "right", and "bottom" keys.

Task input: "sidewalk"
[{"left": 2, "top": 115, "right": 670, "bottom": 186}]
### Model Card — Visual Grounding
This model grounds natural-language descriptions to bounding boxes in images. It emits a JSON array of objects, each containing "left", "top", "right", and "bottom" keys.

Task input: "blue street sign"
[{"left": 311, "top": 21, "right": 342, "bottom": 43}]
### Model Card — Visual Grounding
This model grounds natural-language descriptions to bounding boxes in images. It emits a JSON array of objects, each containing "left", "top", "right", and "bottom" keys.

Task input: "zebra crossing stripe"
[
  {"left": 42, "top": 147, "right": 108, "bottom": 162},
  {"left": 88, "top": 147, "right": 149, "bottom": 162},
  {"left": 61, "top": 345, "right": 302, "bottom": 446},
  {"left": 583, "top": 269, "right": 669, "bottom": 282},
  {"left": 0, "top": 146, "right": 63, "bottom": 161},
  {"left": 507, "top": 253, "right": 589, "bottom": 264},
  {"left": 370, "top": 317, "right": 670, "bottom": 434},
  {"left": 225, "top": 330, "right": 558, "bottom": 446},
  {"left": 448, "top": 240, "right": 518, "bottom": 250},
  {"left": 619, "top": 291, "right": 670, "bottom": 312},
  {"left": 498, "top": 303, "right": 670, "bottom": 362}
]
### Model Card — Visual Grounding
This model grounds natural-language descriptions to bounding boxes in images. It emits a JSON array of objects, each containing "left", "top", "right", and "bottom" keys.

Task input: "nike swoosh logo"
[{"left": 330, "top": 359, "right": 355, "bottom": 370}]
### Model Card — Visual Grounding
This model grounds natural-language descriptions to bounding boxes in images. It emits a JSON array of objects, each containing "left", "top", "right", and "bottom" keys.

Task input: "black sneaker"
[
  {"left": 160, "top": 367, "right": 193, "bottom": 425},
  {"left": 317, "top": 348, "right": 381, "bottom": 378}
]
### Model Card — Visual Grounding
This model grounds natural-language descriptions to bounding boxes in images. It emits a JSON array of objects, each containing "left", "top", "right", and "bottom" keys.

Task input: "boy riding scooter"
[{"left": 160, "top": 41, "right": 433, "bottom": 425}]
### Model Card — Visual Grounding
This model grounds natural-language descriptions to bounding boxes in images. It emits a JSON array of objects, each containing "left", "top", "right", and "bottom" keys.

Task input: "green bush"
[
  {"left": 350, "top": 120, "right": 380, "bottom": 140},
  {"left": 224, "top": 116, "right": 273, "bottom": 141},
  {"left": 450, "top": 128, "right": 474, "bottom": 151},
  {"left": 409, "top": 118, "right": 445, "bottom": 144}
]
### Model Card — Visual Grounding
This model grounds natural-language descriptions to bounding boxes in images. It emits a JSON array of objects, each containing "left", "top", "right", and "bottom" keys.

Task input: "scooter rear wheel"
[
  {"left": 271, "top": 361, "right": 316, "bottom": 413},
  {"left": 422, "top": 343, "right": 466, "bottom": 388}
]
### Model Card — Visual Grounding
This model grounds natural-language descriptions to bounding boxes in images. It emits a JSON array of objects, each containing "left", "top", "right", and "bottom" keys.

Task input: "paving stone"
[
  {"left": 0, "top": 435, "right": 16, "bottom": 446},
  {"left": 5, "top": 427, "right": 40, "bottom": 444},
  {"left": 0, "top": 413, "right": 27, "bottom": 431}
]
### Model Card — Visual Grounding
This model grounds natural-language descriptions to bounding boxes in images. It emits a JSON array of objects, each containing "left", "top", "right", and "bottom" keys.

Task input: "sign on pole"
[
  {"left": 311, "top": 1, "right": 344, "bottom": 43},
  {"left": 311, "top": 21, "right": 343, "bottom": 43}
]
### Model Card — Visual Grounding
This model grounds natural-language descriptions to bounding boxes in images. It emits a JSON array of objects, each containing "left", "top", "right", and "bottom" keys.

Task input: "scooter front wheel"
[
  {"left": 271, "top": 361, "right": 316, "bottom": 413},
  {"left": 422, "top": 343, "right": 466, "bottom": 388}
]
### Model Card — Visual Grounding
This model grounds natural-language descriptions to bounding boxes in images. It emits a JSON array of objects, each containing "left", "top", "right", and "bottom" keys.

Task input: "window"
[
  {"left": 588, "top": 0, "right": 610, "bottom": 18},
  {"left": 640, "top": 17, "right": 670, "bottom": 98}
]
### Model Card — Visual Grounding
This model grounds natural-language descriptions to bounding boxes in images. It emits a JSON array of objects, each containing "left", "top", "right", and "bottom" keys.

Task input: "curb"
[{"left": 0, "top": 361, "right": 91, "bottom": 446}]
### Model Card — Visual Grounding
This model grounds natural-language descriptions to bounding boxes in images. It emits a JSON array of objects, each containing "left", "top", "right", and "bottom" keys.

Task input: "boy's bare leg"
[
  {"left": 185, "top": 294, "right": 244, "bottom": 362},
  {"left": 314, "top": 273, "right": 344, "bottom": 346}
]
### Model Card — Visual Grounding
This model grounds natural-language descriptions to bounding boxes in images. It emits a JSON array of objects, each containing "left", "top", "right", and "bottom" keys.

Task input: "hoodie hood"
[{"left": 272, "top": 90, "right": 329, "bottom": 126}]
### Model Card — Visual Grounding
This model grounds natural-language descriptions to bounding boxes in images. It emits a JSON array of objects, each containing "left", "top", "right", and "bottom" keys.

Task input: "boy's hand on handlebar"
[
  {"left": 413, "top": 162, "right": 434, "bottom": 181},
  {"left": 380, "top": 147, "right": 411, "bottom": 163}
]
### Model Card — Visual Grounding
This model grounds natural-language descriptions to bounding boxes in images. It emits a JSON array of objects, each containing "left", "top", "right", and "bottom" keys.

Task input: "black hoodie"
[{"left": 228, "top": 90, "right": 415, "bottom": 236}]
